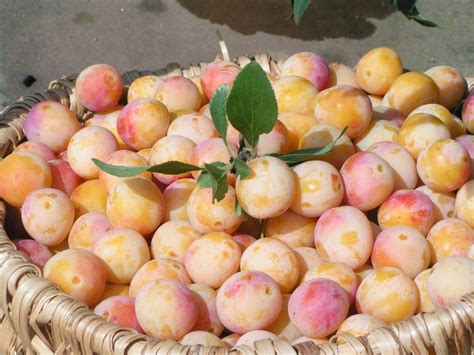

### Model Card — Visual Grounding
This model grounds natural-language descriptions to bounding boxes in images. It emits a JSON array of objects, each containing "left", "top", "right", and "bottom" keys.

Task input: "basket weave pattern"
[{"left": 0, "top": 54, "right": 473, "bottom": 355}]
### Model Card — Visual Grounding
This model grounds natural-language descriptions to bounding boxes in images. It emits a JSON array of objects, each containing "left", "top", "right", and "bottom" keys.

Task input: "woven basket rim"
[{"left": 0, "top": 51, "right": 473, "bottom": 355}]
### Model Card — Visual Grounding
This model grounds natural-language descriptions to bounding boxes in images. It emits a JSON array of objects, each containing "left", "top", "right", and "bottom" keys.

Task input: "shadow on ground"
[{"left": 175, "top": 0, "right": 395, "bottom": 40}]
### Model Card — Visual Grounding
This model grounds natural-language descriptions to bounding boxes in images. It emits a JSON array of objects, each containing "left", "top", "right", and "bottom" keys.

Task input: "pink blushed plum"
[
  {"left": 462, "top": 93, "right": 474, "bottom": 134},
  {"left": 162, "top": 178, "right": 197, "bottom": 222},
  {"left": 13, "top": 239, "right": 53, "bottom": 268},
  {"left": 289, "top": 279, "right": 349, "bottom": 338},
  {"left": 127, "top": 75, "right": 163, "bottom": 103},
  {"left": 24, "top": 101, "right": 81, "bottom": 153},
  {"left": 135, "top": 279, "right": 198, "bottom": 340},
  {"left": 327, "top": 63, "right": 359, "bottom": 88},
  {"left": 167, "top": 113, "right": 218, "bottom": 145},
  {"left": 155, "top": 76, "right": 201, "bottom": 111},
  {"left": 68, "top": 212, "right": 113, "bottom": 251},
  {"left": 117, "top": 99, "right": 170, "bottom": 151},
  {"left": 75, "top": 64, "right": 123, "bottom": 112},
  {"left": 456, "top": 135, "right": 474, "bottom": 179},
  {"left": 67, "top": 126, "right": 118, "bottom": 180},
  {"left": 48, "top": 159, "right": 83, "bottom": 196},
  {"left": 340, "top": 152, "right": 394, "bottom": 211},
  {"left": 188, "top": 284, "right": 223, "bottom": 336},
  {"left": 282, "top": 52, "right": 329, "bottom": 91},
  {"left": 232, "top": 234, "right": 257, "bottom": 252},
  {"left": 216, "top": 271, "right": 282, "bottom": 334},
  {"left": 293, "top": 247, "right": 324, "bottom": 285},
  {"left": 14, "top": 141, "right": 56, "bottom": 161},
  {"left": 425, "top": 66, "right": 467, "bottom": 110},
  {"left": 256, "top": 120, "right": 289, "bottom": 155},
  {"left": 95, "top": 296, "right": 144, "bottom": 333},
  {"left": 378, "top": 189, "right": 436, "bottom": 236},
  {"left": 191, "top": 138, "right": 237, "bottom": 183},
  {"left": 200, "top": 61, "right": 241, "bottom": 99}
]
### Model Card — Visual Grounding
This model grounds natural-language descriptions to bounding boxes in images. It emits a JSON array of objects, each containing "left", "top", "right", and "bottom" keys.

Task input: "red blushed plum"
[
  {"left": 340, "top": 152, "right": 394, "bottom": 211},
  {"left": 14, "top": 141, "right": 56, "bottom": 161},
  {"left": 75, "top": 64, "right": 123, "bottom": 112},
  {"left": 200, "top": 61, "right": 241, "bottom": 99},
  {"left": 216, "top": 271, "right": 282, "bottom": 334},
  {"left": 288, "top": 279, "right": 349, "bottom": 338},
  {"left": 95, "top": 296, "right": 143, "bottom": 333},
  {"left": 462, "top": 93, "right": 474, "bottom": 134},
  {"left": 117, "top": 99, "right": 170, "bottom": 151},
  {"left": 155, "top": 76, "right": 201, "bottom": 111},
  {"left": 13, "top": 239, "right": 53, "bottom": 268},
  {"left": 282, "top": 52, "right": 330, "bottom": 91},
  {"left": 378, "top": 189, "right": 436, "bottom": 236},
  {"left": 24, "top": 101, "right": 81, "bottom": 153},
  {"left": 48, "top": 159, "right": 83, "bottom": 196}
]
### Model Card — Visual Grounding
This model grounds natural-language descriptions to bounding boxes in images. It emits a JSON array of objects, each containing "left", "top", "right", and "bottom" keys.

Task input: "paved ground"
[{"left": 0, "top": 0, "right": 473, "bottom": 108}]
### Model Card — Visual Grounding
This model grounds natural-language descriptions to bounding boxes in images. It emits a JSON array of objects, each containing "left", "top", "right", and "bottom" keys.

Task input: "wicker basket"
[{"left": 0, "top": 47, "right": 473, "bottom": 355}]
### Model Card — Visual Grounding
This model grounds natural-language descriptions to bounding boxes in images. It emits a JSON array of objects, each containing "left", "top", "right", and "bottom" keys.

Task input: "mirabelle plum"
[
  {"left": 95, "top": 296, "right": 143, "bottom": 333},
  {"left": 313, "top": 85, "right": 372, "bottom": 139},
  {"left": 48, "top": 159, "right": 83, "bottom": 196},
  {"left": 456, "top": 135, "right": 474, "bottom": 179},
  {"left": 327, "top": 63, "right": 359, "bottom": 88},
  {"left": 44, "top": 249, "right": 106, "bottom": 306},
  {"left": 99, "top": 284, "right": 129, "bottom": 302},
  {"left": 265, "top": 210, "right": 315, "bottom": 248},
  {"left": 425, "top": 66, "right": 467, "bottom": 110},
  {"left": 232, "top": 234, "right": 257, "bottom": 252},
  {"left": 0, "top": 152, "right": 52, "bottom": 207},
  {"left": 353, "top": 120, "right": 399, "bottom": 151},
  {"left": 191, "top": 138, "right": 236, "bottom": 183},
  {"left": 293, "top": 247, "right": 324, "bottom": 284},
  {"left": 241, "top": 237, "right": 299, "bottom": 293},
  {"left": 127, "top": 75, "right": 163, "bottom": 103},
  {"left": 417, "top": 185, "right": 456, "bottom": 223},
  {"left": 371, "top": 226, "right": 431, "bottom": 278},
  {"left": 340, "top": 152, "right": 394, "bottom": 211},
  {"left": 67, "top": 126, "right": 118, "bottom": 179},
  {"left": 356, "top": 47, "right": 403, "bottom": 96},
  {"left": 235, "top": 330, "right": 278, "bottom": 350},
  {"left": 427, "top": 218, "right": 473, "bottom": 263},
  {"left": 235, "top": 156, "right": 296, "bottom": 219},
  {"left": 13, "top": 239, "right": 53, "bottom": 268},
  {"left": 188, "top": 284, "right": 223, "bottom": 335},
  {"left": 427, "top": 256, "right": 474, "bottom": 308},
  {"left": 355, "top": 267, "right": 418, "bottom": 323},
  {"left": 382, "top": 72, "right": 439, "bottom": 116},
  {"left": 136, "top": 148, "right": 152, "bottom": 163},
  {"left": 162, "top": 178, "right": 196, "bottom": 222},
  {"left": 290, "top": 160, "right": 343, "bottom": 217},
  {"left": 398, "top": 113, "right": 451, "bottom": 159},
  {"left": 167, "top": 113, "right": 218, "bottom": 145},
  {"left": 149, "top": 135, "right": 196, "bottom": 185},
  {"left": 76, "top": 64, "right": 123, "bottom": 112},
  {"left": 68, "top": 212, "right": 113, "bottom": 251},
  {"left": 278, "top": 112, "right": 319, "bottom": 152},
  {"left": 272, "top": 76, "right": 318, "bottom": 115},
  {"left": 14, "top": 141, "right": 56, "bottom": 161},
  {"left": 372, "top": 106, "right": 405, "bottom": 128},
  {"left": 367, "top": 142, "right": 417, "bottom": 191},
  {"left": 355, "top": 264, "right": 374, "bottom": 280},
  {"left": 180, "top": 331, "right": 227, "bottom": 347},
  {"left": 314, "top": 206, "right": 373, "bottom": 270},
  {"left": 86, "top": 106, "right": 128, "bottom": 150},
  {"left": 129, "top": 258, "right": 191, "bottom": 296},
  {"left": 200, "top": 61, "right": 241, "bottom": 99},
  {"left": 414, "top": 268, "right": 435, "bottom": 313},
  {"left": 410, "top": 103, "right": 463, "bottom": 137},
  {"left": 106, "top": 177, "right": 165, "bottom": 236},
  {"left": 336, "top": 314, "right": 386, "bottom": 338},
  {"left": 299, "top": 123, "right": 355, "bottom": 169},
  {"left": 135, "top": 279, "right": 197, "bottom": 340},
  {"left": 24, "top": 101, "right": 80, "bottom": 153},
  {"left": 99, "top": 150, "right": 151, "bottom": 191},
  {"left": 462, "top": 93, "right": 474, "bottom": 133},
  {"left": 184, "top": 232, "right": 241, "bottom": 288},
  {"left": 302, "top": 262, "right": 359, "bottom": 303},
  {"left": 70, "top": 179, "right": 108, "bottom": 218},
  {"left": 256, "top": 120, "right": 289, "bottom": 155},
  {"left": 378, "top": 189, "right": 436, "bottom": 236},
  {"left": 289, "top": 279, "right": 349, "bottom": 338},
  {"left": 117, "top": 99, "right": 170, "bottom": 150},
  {"left": 417, "top": 139, "right": 471, "bottom": 193},
  {"left": 455, "top": 180, "right": 474, "bottom": 228},
  {"left": 92, "top": 228, "right": 150, "bottom": 284},
  {"left": 282, "top": 52, "right": 329, "bottom": 91},
  {"left": 266, "top": 294, "right": 302, "bottom": 342},
  {"left": 21, "top": 188, "right": 74, "bottom": 246},
  {"left": 151, "top": 221, "right": 201, "bottom": 263},
  {"left": 216, "top": 271, "right": 282, "bottom": 334}
]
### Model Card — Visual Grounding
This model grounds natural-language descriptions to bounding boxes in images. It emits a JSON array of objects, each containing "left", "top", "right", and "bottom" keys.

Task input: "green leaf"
[
  {"left": 271, "top": 127, "right": 348, "bottom": 166},
  {"left": 393, "top": 0, "right": 448, "bottom": 28},
  {"left": 291, "top": 0, "right": 311, "bottom": 25},
  {"left": 233, "top": 158, "right": 252, "bottom": 180},
  {"left": 210, "top": 85, "right": 231, "bottom": 141},
  {"left": 201, "top": 162, "right": 232, "bottom": 202},
  {"left": 226, "top": 62, "right": 278, "bottom": 148},
  {"left": 93, "top": 159, "right": 202, "bottom": 177}
]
